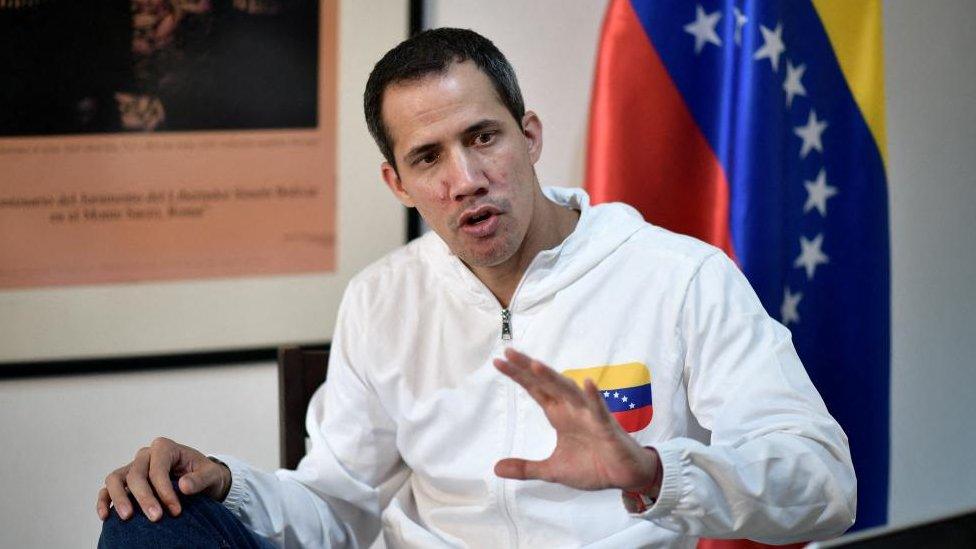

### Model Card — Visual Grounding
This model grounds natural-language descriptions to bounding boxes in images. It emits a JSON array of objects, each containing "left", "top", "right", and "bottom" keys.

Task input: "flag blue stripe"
[
  {"left": 601, "top": 383, "right": 653, "bottom": 413},
  {"left": 628, "top": 0, "right": 890, "bottom": 529}
]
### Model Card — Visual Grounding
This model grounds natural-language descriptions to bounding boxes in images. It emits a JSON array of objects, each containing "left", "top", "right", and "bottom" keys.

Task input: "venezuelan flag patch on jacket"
[{"left": 563, "top": 362, "right": 652, "bottom": 433}]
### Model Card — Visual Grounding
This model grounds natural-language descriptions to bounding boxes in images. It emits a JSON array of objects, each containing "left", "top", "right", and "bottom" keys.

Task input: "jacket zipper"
[
  {"left": 498, "top": 306, "right": 517, "bottom": 545},
  {"left": 501, "top": 308, "right": 512, "bottom": 340},
  {"left": 498, "top": 381, "right": 520, "bottom": 548}
]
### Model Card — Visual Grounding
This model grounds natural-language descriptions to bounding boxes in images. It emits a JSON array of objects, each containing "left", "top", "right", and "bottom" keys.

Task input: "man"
[{"left": 98, "top": 28, "right": 856, "bottom": 548}]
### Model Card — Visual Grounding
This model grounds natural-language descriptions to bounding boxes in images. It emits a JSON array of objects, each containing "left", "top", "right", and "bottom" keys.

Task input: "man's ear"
[
  {"left": 521, "top": 110, "right": 543, "bottom": 164},
  {"left": 381, "top": 161, "right": 416, "bottom": 207}
]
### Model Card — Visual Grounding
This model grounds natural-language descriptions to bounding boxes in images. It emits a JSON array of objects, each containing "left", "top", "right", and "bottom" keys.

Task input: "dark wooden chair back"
[{"left": 277, "top": 346, "right": 330, "bottom": 469}]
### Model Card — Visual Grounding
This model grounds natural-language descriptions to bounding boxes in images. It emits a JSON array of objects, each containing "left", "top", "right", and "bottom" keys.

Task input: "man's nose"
[{"left": 444, "top": 150, "right": 488, "bottom": 202}]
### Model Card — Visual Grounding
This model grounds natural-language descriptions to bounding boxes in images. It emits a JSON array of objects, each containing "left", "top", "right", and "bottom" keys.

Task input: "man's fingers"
[
  {"left": 494, "top": 457, "right": 549, "bottom": 482},
  {"left": 126, "top": 470, "right": 163, "bottom": 522},
  {"left": 104, "top": 467, "right": 133, "bottom": 520},
  {"left": 97, "top": 439, "right": 214, "bottom": 522},
  {"left": 583, "top": 378, "right": 616, "bottom": 423},
  {"left": 528, "top": 358, "right": 586, "bottom": 407},
  {"left": 126, "top": 447, "right": 165, "bottom": 521},
  {"left": 147, "top": 438, "right": 184, "bottom": 515},
  {"left": 493, "top": 357, "right": 555, "bottom": 405},
  {"left": 502, "top": 347, "right": 534, "bottom": 368},
  {"left": 503, "top": 348, "right": 585, "bottom": 407},
  {"left": 96, "top": 487, "right": 110, "bottom": 521}
]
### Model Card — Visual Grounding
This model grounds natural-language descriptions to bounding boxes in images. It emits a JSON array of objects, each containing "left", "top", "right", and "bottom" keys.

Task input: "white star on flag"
[
  {"left": 603, "top": 391, "right": 610, "bottom": 398},
  {"left": 613, "top": 391, "right": 620, "bottom": 398},
  {"left": 794, "top": 109, "right": 828, "bottom": 158},
  {"left": 629, "top": 403, "right": 636, "bottom": 410},
  {"left": 754, "top": 22, "right": 785, "bottom": 71},
  {"left": 783, "top": 60, "right": 807, "bottom": 107},
  {"left": 781, "top": 287, "right": 803, "bottom": 325},
  {"left": 733, "top": 7, "right": 747, "bottom": 45},
  {"left": 684, "top": 4, "right": 722, "bottom": 54},
  {"left": 621, "top": 396, "right": 628, "bottom": 403},
  {"left": 804, "top": 168, "right": 838, "bottom": 216},
  {"left": 794, "top": 233, "right": 830, "bottom": 279}
]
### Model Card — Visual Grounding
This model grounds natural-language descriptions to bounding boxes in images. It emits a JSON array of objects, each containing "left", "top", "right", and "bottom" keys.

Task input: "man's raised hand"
[
  {"left": 96, "top": 437, "right": 231, "bottom": 522},
  {"left": 493, "top": 348, "right": 662, "bottom": 495}
]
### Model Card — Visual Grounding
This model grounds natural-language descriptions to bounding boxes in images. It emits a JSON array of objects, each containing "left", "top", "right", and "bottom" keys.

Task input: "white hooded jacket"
[{"left": 219, "top": 187, "right": 856, "bottom": 548}]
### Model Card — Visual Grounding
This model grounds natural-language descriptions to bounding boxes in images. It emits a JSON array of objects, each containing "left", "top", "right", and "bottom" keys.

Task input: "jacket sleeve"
[
  {"left": 218, "top": 284, "right": 409, "bottom": 548},
  {"left": 639, "top": 252, "right": 857, "bottom": 544}
]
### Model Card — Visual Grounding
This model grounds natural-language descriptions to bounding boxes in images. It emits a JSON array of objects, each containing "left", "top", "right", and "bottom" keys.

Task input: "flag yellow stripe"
[
  {"left": 811, "top": 0, "right": 887, "bottom": 168},
  {"left": 562, "top": 362, "right": 650, "bottom": 390}
]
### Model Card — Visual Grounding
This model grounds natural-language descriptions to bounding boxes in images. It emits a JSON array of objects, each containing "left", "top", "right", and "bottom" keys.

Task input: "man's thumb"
[
  {"left": 178, "top": 472, "right": 205, "bottom": 495},
  {"left": 495, "top": 457, "right": 547, "bottom": 481}
]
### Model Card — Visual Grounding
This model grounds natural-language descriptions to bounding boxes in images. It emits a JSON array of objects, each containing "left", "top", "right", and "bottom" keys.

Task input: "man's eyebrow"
[
  {"left": 462, "top": 119, "right": 501, "bottom": 136},
  {"left": 405, "top": 142, "right": 440, "bottom": 163}
]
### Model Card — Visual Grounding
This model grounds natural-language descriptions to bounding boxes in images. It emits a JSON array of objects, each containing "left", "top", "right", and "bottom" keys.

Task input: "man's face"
[{"left": 379, "top": 61, "right": 543, "bottom": 271}]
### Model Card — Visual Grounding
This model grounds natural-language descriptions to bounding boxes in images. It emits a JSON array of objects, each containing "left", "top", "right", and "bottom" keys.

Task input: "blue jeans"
[{"left": 98, "top": 481, "right": 274, "bottom": 548}]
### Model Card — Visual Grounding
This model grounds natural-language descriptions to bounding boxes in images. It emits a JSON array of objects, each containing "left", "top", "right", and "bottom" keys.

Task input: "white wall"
[
  {"left": 428, "top": 0, "right": 976, "bottom": 529},
  {"left": 884, "top": 0, "right": 976, "bottom": 525}
]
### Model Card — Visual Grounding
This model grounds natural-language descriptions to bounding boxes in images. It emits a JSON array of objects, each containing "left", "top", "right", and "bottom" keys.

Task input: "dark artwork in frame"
[{"left": 0, "top": 0, "right": 320, "bottom": 136}]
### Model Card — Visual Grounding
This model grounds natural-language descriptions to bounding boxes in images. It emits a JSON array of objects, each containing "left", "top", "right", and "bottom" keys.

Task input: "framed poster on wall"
[{"left": 0, "top": 0, "right": 410, "bottom": 365}]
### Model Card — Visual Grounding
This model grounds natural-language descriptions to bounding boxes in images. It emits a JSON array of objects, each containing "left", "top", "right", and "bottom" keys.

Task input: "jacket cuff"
[
  {"left": 213, "top": 454, "right": 251, "bottom": 516},
  {"left": 623, "top": 443, "right": 686, "bottom": 518}
]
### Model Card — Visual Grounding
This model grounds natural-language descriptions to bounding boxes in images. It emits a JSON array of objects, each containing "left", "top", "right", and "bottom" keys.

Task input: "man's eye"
[
  {"left": 475, "top": 132, "right": 495, "bottom": 145},
  {"left": 417, "top": 152, "right": 439, "bottom": 166}
]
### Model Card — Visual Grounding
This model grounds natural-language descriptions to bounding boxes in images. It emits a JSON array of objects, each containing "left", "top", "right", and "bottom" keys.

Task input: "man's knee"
[{"left": 97, "top": 483, "right": 221, "bottom": 548}]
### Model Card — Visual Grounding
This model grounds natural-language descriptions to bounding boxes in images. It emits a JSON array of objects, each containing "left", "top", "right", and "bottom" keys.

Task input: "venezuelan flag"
[
  {"left": 563, "top": 362, "right": 653, "bottom": 433},
  {"left": 586, "top": 0, "right": 889, "bottom": 538}
]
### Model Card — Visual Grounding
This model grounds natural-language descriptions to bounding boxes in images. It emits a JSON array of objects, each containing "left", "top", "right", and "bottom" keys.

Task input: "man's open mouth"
[
  {"left": 466, "top": 211, "right": 492, "bottom": 225},
  {"left": 459, "top": 205, "right": 502, "bottom": 236},
  {"left": 459, "top": 205, "right": 501, "bottom": 227}
]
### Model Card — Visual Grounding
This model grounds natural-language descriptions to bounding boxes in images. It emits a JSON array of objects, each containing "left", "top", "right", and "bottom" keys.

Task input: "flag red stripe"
[
  {"left": 585, "top": 0, "right": 736, "bottom": 259},
  {"left": 612, "top": 405, "right": 653, "bottom": 433}
]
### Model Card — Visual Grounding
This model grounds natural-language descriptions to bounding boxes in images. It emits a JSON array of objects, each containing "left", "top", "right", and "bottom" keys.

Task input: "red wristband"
[{"left": 622, "top": 447, "right": 662, "bottom": 513}]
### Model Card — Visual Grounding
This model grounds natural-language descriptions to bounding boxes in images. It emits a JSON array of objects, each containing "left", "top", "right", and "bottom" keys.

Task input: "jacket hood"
[{"left": 423, "top": 186, "right": 647, "bottom": 311}]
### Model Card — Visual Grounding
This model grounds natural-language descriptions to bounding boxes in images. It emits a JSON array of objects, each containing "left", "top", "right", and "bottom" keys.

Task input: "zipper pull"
[{"left": 501, "top": 308, "right": 513, "bottom": 341}]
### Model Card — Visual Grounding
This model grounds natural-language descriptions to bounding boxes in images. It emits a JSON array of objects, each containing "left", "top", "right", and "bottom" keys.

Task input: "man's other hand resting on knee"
[{"left": 97, "top": 436, "right": 231, "bottom": 522}]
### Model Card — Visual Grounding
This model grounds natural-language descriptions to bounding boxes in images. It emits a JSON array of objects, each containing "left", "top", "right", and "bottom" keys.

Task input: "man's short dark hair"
[{"left": 364, "top": 28, "right": 526, "bottom": 169}]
